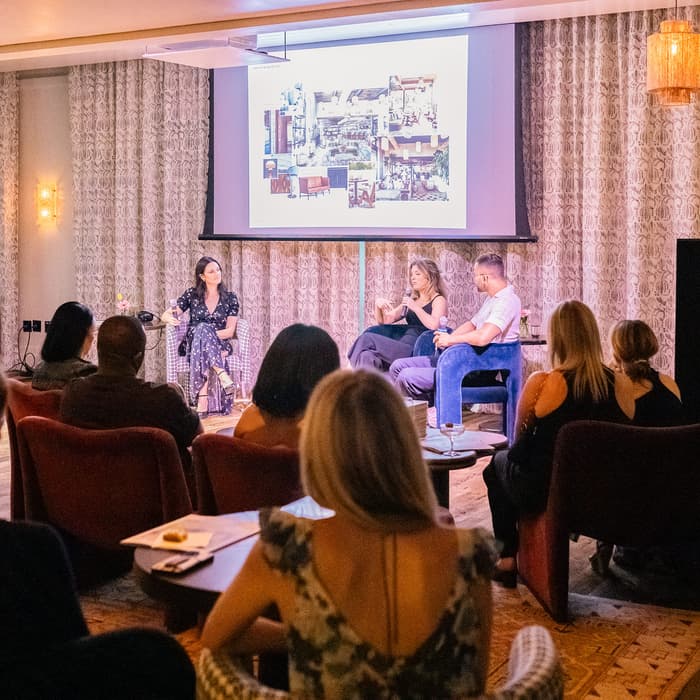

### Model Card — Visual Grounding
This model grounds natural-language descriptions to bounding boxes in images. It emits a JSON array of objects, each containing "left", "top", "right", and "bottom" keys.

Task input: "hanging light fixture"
[{"left": 647, "top": 5, "right": 700, "bottom": 106}]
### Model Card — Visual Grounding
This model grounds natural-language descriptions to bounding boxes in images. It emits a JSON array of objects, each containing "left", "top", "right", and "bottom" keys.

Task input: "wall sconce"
[
  {"left": 430, "top": 133, "right": 439, "bottom": 148},
  {"left": 415, "top": 141, "right": 422, "bottom": 153},
  {"left": 37, "top": 184, "right": 57, "bottom": 222}
]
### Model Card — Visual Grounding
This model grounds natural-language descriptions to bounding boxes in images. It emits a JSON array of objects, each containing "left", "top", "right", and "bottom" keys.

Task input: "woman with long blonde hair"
[
  {"left": 348, "top": 257, "right": 447, "bottom": 371},
  {"left": 202, "top": 369, "right": 495, "bottom": 697},
  {"left": 483, "top": 300, "right": 635, "bottom": 587}
]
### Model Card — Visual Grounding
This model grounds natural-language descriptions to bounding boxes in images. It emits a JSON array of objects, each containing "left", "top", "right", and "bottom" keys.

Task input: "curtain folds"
[
  {"left": 68, "top": 9, "right": 700, "bottom": 381},
  {"left": 69, "top": 60, "right": 210, "bottom": 380},
  {"left": 0, "top": 73, "right": 19, "bottom": 371},
  {"left": 520, "top": 8, "right": 700, "bottom": 372}
]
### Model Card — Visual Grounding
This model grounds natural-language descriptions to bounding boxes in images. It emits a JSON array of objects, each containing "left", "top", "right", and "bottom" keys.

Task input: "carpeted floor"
[{"left": 80, "top": 571, "right": 700, "bottom": 698}]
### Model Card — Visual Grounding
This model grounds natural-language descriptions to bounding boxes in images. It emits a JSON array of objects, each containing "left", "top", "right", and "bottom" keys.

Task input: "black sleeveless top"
[
  {"left": 405, "top": 295, "right": 442, "bottom": 332},
  {"left": 634, "top": 369, "right": 685, "bottom": 426},
  {"left": 508, "top": 367, "right": 629, "bottom": 511}
]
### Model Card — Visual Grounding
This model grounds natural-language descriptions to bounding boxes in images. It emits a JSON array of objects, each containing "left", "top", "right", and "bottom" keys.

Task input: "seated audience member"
[
  {"left": 347, "top": 257, "right": 447, "bottom": 372},
  {"left": 234, "top": 324, "right": 340, "bottom": 449},
  {"left": 60, "top": 315, "right": 202, "bottom": 494},
  {"left": 589, "top": 319, "right": 686, "bottom": 575},
  {"left": 483, "top": 300, "right": 635, "bottom": 588},
  {"left": 390, "top": 252, "right": 520, "bottom": 402},
  {"left": 32, "top": 302, "right": 97, "bottom": 390},
  {"left": 202, "top": 369, "right": 495, "bottom": 697},
  {"left": 610, "top": 319, "right": 684, "bottom": 426},
  {"left": 0, "top": 371, "right": 195, "bottom": 699}
]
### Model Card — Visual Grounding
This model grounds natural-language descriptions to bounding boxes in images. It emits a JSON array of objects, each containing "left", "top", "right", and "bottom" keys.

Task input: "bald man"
[{"left": 60, "top": 315, "right": 202, "bottom": 496}]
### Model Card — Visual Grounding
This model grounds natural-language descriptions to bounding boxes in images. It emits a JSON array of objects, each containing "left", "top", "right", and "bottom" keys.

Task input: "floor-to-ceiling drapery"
[
  {"left": 69, "top": 60, "right": 210, "bottom": 380},
  {"left": 520, "top": 8, "right": 700, "bottom": 373},
  {"left": 0, "top": 73, "right": 19, "bottom": 371},
  {"left": 67, "top": 8, "right": 700, "bottom": 382}
]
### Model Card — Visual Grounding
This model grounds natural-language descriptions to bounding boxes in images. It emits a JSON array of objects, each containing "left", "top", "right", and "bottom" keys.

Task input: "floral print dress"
[
  {"left": 260, "top": 509, "right": 496, "bottom": 699},
  {"left": 177, "top": 287, "right": 239, "bottom": 412}
]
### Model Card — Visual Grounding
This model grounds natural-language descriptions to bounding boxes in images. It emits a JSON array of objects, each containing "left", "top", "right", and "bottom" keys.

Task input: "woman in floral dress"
[{"left": 201, "top": 369, "right": 495, "bottom": 698}]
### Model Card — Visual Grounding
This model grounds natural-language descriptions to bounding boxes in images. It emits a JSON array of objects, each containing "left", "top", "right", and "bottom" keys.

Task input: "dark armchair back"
[{"left": 518, "top": 420, "right": 700, "bottom": 621}]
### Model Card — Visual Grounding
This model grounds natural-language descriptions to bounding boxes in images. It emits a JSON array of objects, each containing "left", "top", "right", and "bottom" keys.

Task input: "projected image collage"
[{"left": 249, "top": 36, "right": 467, "bottom": 229}]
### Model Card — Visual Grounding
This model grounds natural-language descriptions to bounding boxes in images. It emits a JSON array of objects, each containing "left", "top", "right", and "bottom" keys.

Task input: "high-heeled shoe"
[{"left": 214, "top": 368, "right": 236, "bottom": 396}]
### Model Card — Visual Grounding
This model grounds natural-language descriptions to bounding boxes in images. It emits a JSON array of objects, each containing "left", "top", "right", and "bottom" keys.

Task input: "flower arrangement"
[{"left": 116, "top": 292, "right": 130, "bottom": 315}]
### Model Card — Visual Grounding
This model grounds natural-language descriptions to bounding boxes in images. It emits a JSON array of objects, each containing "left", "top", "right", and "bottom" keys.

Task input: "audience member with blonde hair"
[
  {"left": 348, "top": 257, "right": 447, "bottom": 371},
  {"left": 483, "top": 300, "right": 635, "bottom": 587},
  {"left": 202, "top": 369, "right": 495, "bottom": 697}
]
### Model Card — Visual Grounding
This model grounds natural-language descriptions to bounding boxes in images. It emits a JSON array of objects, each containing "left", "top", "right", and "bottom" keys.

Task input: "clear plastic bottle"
[{"left": 435, "top": 316, "right": 449, "bottom": 356}]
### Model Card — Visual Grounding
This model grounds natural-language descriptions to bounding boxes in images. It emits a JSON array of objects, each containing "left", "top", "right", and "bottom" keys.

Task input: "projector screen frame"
[{"left": 200, "top": 24, "right": 535, "bottom": 243}]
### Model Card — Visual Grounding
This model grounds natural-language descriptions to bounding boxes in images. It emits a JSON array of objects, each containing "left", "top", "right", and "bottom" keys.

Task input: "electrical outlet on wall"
[
  {"left": 32, "top": 320, "right": 42, "bottom": 332},
  {"left": 22, "top": 320, "right": 31, "bottom": 332}
]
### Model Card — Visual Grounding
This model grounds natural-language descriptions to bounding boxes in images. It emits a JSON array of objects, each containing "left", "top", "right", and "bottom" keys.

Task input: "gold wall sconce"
[{"left": 37, "top": 184, "right": 57, "bottom": 222}]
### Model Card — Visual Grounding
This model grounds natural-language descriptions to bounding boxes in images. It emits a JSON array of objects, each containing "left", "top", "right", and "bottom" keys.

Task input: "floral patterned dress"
[
  {"left": 260, "top": 509, "right": 496, "bottom": 699},
  {"left": 177, "top": 287, "right": 239, "bottom": 412}
]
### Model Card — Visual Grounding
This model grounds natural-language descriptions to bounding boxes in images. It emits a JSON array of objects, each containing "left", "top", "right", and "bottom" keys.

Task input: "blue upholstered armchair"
[{"left": 414, "top": 331, "right": 523, "bottom": 444}]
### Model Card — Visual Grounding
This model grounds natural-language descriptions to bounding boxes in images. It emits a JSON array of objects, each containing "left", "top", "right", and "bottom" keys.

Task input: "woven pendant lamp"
[{"left": 647, "top": 13, "right": 700, "bottom": 106}]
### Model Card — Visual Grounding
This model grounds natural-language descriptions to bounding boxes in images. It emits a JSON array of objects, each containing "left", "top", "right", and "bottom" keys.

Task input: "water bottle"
[{"left": 435, "top": 315, "right": 449, "bottom": 357}]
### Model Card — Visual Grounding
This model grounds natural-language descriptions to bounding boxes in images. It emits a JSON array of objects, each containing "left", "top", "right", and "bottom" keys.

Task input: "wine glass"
[
  {"left": 439, "top": 422, "right": 466, "bottom": 456},
  {"left": 233, "top": 375, "right": 252, "bottom": 413}
]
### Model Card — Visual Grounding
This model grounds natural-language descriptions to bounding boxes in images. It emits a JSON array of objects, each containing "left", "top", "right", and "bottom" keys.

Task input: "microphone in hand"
[{"left": 401, "top": 288, "right": 412, "bottom": 318}]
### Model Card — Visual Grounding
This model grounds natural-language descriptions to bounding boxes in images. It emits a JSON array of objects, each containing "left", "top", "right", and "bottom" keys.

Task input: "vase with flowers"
[
  {"left": 116, "top": 293, "right": 130, "bottom": 315},
  {"left": 520, "top": 308, "right": 531, "bottom": 338}
]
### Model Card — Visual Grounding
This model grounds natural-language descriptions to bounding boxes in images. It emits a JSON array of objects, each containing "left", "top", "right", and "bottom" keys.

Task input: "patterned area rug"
[{"left": 80, "top": 572, "right": 700, "bottom": 698}]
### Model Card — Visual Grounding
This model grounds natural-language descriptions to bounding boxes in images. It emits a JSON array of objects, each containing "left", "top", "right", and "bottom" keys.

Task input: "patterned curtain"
[
  {"left": 69, "top": 60, "right": 210, "bottom": 380},
  {"left": 0, "top": 73, "right": 19, "bottom": 371},
  {"left": 519, "top": 8, "right": 700, "bottom": 373}
]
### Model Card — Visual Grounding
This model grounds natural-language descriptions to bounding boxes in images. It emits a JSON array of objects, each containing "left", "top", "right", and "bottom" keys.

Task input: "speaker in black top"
[{"left": 675, "top": 239, "right": 700, "bottom": 423}]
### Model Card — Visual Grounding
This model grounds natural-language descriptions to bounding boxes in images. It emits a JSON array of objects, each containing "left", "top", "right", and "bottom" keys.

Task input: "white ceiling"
[{"left": 2, "top": 0, "right": 696, "bottom": 72}]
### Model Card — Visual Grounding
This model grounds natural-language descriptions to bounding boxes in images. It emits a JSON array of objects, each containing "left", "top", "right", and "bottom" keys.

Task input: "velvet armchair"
[
  {"left": 17, "top": 416, "right": 192, "bottom": 587},
  {"left": 414, "top": 333, "right": 523, "bottom": 443},
  {"left": 6, "top": 378, "right": 63, "bottom": 519},
  {"left": 192, "top": 433, "right": 301, "bottom": 515},
  {"left": 518, "top": 420, "right": 700, "bottom": 622}
]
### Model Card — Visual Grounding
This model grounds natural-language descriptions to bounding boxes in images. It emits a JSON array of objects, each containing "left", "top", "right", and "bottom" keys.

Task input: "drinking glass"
[
  {"left": 529, "top": 324, "right": 541, "bottom": 339},
  {"left": 234, "top": 376, "right": 252, "bottom": 413},
  {"left": 439, "top": 422, "right": 466, "bottom": 456}
]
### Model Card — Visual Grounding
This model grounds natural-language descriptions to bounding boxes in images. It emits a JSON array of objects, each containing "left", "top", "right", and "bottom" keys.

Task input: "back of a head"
[
  {"left": 548, "top": 300, "right": 607, "bottom": 401},
  {"left": 253, "top": 324, "right": 340, "bottom": 418},
  {"left": 611, "top": 320, "right": 658, "bottom": 382},
  {"left": 300, "top": 369, "right": 437, "bottom": 532},
  {"left": 474, "top": 252, "right": 505, "bottom": 279},
  {"left": 41, "top": 301, "right": 94, "bottom": 362},
  {"left": 97, "top": 315, "right": 146, "bottom": 372}
]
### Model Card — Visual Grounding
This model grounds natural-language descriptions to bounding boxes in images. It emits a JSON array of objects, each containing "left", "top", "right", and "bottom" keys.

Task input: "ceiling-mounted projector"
[{"left": 143, "top": 37, "right": 288, "bottom": 69}]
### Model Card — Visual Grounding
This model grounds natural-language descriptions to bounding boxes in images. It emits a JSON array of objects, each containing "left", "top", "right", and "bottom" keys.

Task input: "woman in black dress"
[
  {"left": 165, "top": 256, "right": 239, "bottom": 416},
  {"left": 347, "top": 257, "right": 447, "bottom": 371},
  {"left": 483, "top": 300, "right": 635, "bottom": 587}
]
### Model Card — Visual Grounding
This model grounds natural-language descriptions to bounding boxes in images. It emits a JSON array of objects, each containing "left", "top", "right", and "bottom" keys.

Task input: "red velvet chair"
[
  {"left": 6, "top": 378, "right": 63, "bottom": 519},
  {"left": 517, "top": 420, "right": 700, "bottom": 621},
  {"left": 192, "top": 433, "right": 301, "bottom": 515},
  {"left": 17, "top": 416, "right": 193, "bottom": 587}
]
